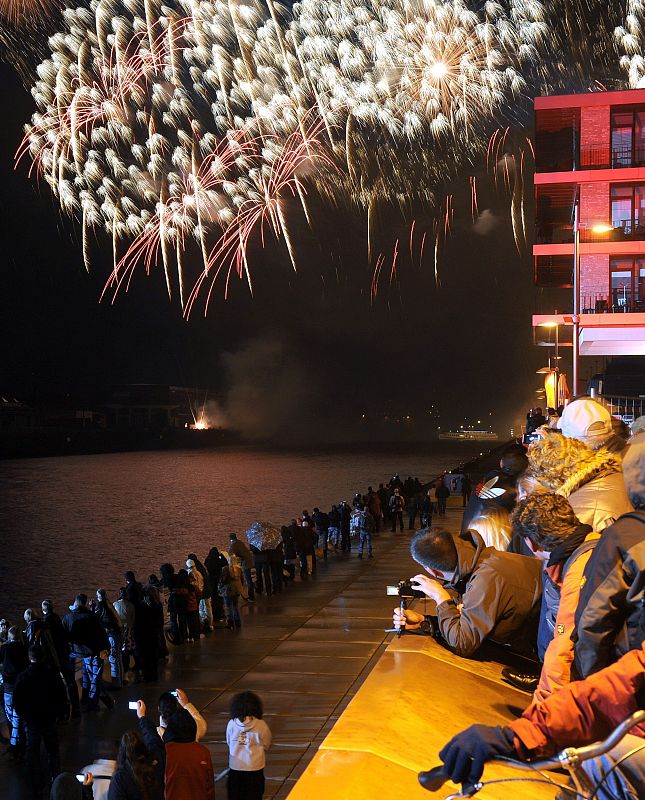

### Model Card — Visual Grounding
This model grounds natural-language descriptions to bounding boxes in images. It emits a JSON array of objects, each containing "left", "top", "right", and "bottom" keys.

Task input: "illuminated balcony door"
[
  {"left": 610, "top": 184, "right": 645, "bottom": 236},
  {"left": 610, "top": 256, "right": 645, "bottom": 311},
  {"left": 611, "top": 109, "right": 645, "bottom": 167}
]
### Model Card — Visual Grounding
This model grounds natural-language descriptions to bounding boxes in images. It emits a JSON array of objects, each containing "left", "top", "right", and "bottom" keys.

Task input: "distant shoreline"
[{"left": 0, "top": 429, "right": 503, "bottom": 461}]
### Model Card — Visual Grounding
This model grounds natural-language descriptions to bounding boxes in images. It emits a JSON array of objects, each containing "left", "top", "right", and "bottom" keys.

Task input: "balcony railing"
[
  {"left": 537, "top": 219, "right": 645, "bottom": 245},
  {"left": 580, "top": 144, "right": 645, "bottom": 170},
  {"left": 580, "top": 218, "right": 645, "bottom": 243},
  {"left": 581, "top": 291, "right": 645, "bottom": 314}
]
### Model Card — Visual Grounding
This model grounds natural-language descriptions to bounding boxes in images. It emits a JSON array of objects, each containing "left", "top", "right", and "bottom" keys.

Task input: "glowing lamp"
[{"left": 591, "top": 223, "right": 612, "bottom": 233}]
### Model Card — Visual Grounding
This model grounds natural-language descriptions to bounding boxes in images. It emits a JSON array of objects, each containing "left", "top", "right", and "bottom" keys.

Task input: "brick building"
[{"left": 532, "top": 88, "right": 645, "bottom": 390}]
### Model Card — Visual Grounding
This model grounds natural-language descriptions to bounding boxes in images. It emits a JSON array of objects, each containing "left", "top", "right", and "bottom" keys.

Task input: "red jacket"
[
  {"left": 165, "top": 741, "right": 215, "bottom": 800},
  {"left": 510, "top": 642, "right": 645, "bottom": 757}
]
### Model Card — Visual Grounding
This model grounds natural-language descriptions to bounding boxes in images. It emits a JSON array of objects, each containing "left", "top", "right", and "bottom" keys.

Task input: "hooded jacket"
[
  {"left": 226, "top": 715, "right": 272, "bottom": 771},
  {"left": 533, "top": 526, "right": 600, "bottom": 703},
  {"left": 437, "top": 531, "right": 542, "bottom": 657},
  {"left": 574, "top": 511, "right": 645, "bottom": 678},
  {"left": 509, "top": 641, "right": 645, "bottom": 757},
  {"left": 528, "top": 435, "right": 633, "bottom": 531}
]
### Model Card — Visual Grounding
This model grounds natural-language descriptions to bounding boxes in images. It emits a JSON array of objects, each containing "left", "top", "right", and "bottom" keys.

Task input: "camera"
[{"left": 386, "top": 579, "right": 424, "bottom": 599}]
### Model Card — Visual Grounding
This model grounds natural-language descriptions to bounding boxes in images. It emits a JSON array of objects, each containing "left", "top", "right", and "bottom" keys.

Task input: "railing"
[
  {"left": 580, "top": 291, "right": 645, "bottom": 313},
  {"left": 600, "top": 395, "right": 645, "bottom": 422},
  {"left": 537, "top": 218, "right": 645, "bottom": 245},
  {"left": 580, "top": 143, "right": 645, "bottom": 170},
  {"left": 580, "top": 217, "right": 645, "bottom": 243}
]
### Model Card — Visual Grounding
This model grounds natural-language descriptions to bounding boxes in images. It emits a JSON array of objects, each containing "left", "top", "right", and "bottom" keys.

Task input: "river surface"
[{"left": 0, "top": 444, "right": 483, "bottom": 621}]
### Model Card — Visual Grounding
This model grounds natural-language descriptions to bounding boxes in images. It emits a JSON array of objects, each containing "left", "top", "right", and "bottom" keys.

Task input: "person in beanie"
[{"left": 226, "top": 691, "right": 272, "bottom": 800}]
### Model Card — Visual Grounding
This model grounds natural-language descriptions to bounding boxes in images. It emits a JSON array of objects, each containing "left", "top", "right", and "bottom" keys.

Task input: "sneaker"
[{"left": 357, "top": 554, "right": 363, "bottom": 559}]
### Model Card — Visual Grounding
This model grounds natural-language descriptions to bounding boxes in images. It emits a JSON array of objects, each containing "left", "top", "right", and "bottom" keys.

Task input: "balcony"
[
  {"left": 580, "top": 218, "right": 645, "bottom": 243},
  {"left": 581, "top": 291, "right": 645, "bottom": 314},
  {"left": 536, "top": 219, "right": 645, "bottom": 246},
  {"left": 580, "top": 144, "right": 645, "bottom": 170}
]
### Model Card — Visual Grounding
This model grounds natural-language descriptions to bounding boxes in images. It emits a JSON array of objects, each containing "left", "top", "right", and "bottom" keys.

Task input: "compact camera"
[{"left": 386, "top": 579, "right": 425, "bottom": 599}]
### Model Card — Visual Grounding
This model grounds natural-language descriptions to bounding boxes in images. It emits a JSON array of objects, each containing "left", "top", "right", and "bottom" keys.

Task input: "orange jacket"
[
  {"left": 510, "top": 642, "right": 645, "bottom": 757},
  {"left": 533, "top": 532, "right": 600, "bottom": 703}
]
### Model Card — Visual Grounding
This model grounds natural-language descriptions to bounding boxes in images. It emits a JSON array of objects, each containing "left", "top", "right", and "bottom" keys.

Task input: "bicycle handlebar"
[{"left": 418, "top": 710, "right": 645, "bottom": 793}]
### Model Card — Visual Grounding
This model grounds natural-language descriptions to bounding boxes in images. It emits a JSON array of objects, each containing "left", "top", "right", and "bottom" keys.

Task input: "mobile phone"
[
  {"left": 76, "top": 774, "right": 84, "bottom": 783},
  {"left": 171, "top": 690, "right": 178, "bottom": 697},
  {"left": 386, "top": 586, "right": 399, "bottom": 596},
  {"left": 128, "top": 701, "right": 138, "bottom": 710}
]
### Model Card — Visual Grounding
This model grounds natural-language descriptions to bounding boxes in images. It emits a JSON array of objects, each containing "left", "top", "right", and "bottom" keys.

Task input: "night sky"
[{"left": 0, "top": 58, "right": 569, "bottom": 441}]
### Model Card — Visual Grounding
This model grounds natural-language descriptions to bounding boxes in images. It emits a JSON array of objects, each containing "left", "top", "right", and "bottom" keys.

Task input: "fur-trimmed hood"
[
  {"left": 528, "top": 434, "right": 623, "bottom": 497},
  {"left": 528, "top": 433, "right": 633, "bottom": 531}
]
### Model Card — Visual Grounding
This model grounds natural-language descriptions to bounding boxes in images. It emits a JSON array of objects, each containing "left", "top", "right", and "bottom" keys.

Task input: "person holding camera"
[{"left": 392, "top": 529, "right": 542, "bottom": 657}]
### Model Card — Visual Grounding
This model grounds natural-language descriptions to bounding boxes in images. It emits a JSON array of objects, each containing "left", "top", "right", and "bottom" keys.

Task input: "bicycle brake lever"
[
  {"left": 418, "top": 765, "right": 450, "bottom": 791},
  {"left": 418, "top": 767, "right": 481, "bottom": 797}
]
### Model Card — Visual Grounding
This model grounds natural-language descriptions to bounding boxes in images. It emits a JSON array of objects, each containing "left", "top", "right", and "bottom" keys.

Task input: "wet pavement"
[{"left": 1, "top": 524, "right": 430, "bottom": 799}]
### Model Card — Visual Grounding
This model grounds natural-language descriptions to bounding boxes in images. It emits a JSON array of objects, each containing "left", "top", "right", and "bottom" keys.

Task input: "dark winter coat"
[
  {"left": 62, "top": 605, "right": 110, "bottom": 657},
  {"left": 437, "top": 531, "right": 542, "bottom": 657},
  {"left": 312, "top": 510, "right": 329, "bottom": 531},
  {"left": 574, "top": 511, "right": 645, "bottom": 678},
  {"left": 204, "top": 549, "right": 227, "bottom": 586},
  {"left": 43, "top": 611, "right": 70, "bottom": 663},
  {"left": 340, "top": 504, "right": 351, "bottom": 532},
  {"left": 229, "top": 538, "right": 253, "bottom": 568},
  {"left": 281, "top": 527, "right": 297, "bottom": 560},
  {"left": 250, "top": 545, "right": 269, "bottom": 565},
  {"left": 13, "top": 661, "right": 68, "bottom": 723},
  {"left": 95, "top": 601, "right": 122, "bottom": 635},
  {"left": 0, "top": 641, "right": 28, "bottom": 687}
]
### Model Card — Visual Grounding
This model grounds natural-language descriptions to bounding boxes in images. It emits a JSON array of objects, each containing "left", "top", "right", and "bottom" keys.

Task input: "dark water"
[{"left": 0, "top": 444, "right": 482, "bottom": 622}]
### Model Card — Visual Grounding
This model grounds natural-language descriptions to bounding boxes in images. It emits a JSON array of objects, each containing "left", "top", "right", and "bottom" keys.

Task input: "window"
[
  {"left": 610, "top": 184, "right": 645, "bottom": 234},
  {"left": 610, "top": 257, "right": 645, "bottom": 311},
  {"left": 611, "top": 108, "right": 645, "bottom": 167}
]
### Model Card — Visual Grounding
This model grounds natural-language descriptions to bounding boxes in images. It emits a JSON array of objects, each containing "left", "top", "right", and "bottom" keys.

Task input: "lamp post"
[
  {"left": 573, "top": 195, "right": 580, "bottom": 396},
  {"left": 572, "top": 198, "right": 613, "bottom": 396}
]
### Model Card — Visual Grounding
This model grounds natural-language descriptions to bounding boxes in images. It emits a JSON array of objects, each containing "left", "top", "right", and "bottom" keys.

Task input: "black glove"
[{"left": 439, "top": 724, "right": 516, "bottom": 785}]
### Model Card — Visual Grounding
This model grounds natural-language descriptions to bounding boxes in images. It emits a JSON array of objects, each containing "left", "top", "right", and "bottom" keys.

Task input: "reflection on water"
[{"left": 0, "top": 444, "right": 480, "bottom": 621}]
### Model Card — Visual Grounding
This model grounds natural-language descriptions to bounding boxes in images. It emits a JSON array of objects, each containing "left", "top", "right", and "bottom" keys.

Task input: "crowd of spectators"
[
  {"left": 1, "top": 470, "right": 453, "bottom": 799},
  {"left": 392, "top": 397, "right": 645, "bottom": 799}
]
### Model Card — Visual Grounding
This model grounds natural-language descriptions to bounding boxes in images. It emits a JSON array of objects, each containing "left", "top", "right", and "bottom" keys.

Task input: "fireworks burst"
[{"left": 13, "top": 0, "right": 645, "bottom": 307}]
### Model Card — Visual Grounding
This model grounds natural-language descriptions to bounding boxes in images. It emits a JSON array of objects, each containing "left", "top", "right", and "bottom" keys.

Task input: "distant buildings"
[{"left": 532, "top": 88, "right": 645, "bottom": 391}]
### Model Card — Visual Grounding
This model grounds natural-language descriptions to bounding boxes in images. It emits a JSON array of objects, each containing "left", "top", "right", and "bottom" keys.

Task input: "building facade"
[{"left": 533, "top": 88, "right": 645, "bottom": 386}]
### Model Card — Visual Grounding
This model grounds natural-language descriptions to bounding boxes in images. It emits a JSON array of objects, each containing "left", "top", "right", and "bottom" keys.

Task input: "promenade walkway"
[{"left": 1, "top": 524, "right": 425, "bottom": 799}]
